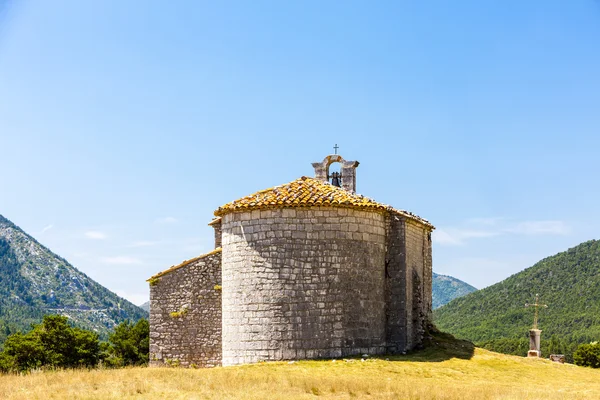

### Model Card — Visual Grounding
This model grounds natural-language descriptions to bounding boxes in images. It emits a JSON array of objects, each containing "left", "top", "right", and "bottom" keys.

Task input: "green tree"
[
  {"left": 72, "top": 328, "right": 101, "bottom": 366},
  {"left": 0, "top": 332, "right": 45, "bottom": 372},
  {"left": 37, "top": 315, "right": 100, "bottom": 368},
  {"left": 38, "top": 314, "right": 76, "bottom": 367},
  {"left": 105, "top": 319, "right": 149, "bottom": 367},
  {"left": 0, "top": 315, "right": 100, "bottom": 372},
  {"left": 574, "top": 342, "right": 600, "bottom": 368}
]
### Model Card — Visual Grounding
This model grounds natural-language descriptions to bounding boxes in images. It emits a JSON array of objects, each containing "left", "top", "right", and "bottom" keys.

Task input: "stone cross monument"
[{"left": 525, "top": 294, "right": 547, "bottom": 358}]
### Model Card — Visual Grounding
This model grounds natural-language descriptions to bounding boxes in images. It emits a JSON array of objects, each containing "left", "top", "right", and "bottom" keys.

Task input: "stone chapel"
[{"left": 148, "top": 154, "right": 435, "bottom": 367}]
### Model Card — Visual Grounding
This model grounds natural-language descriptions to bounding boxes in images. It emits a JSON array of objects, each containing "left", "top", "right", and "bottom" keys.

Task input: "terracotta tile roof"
[
  {"left": 147, "top": 247, "right": 222, "bottom": 280},
  {"left": 214, "top": 176, "right": 385, "bottom": 216},
  {"left": 214, "top": 176, "right": 434, "bottom": 228}
]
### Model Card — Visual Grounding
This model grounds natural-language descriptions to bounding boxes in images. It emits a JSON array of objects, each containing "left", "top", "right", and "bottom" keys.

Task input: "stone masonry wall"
[
  {"left": 404, "top": 220, "right": 433, "bottom": 348},
  {"left": 149, "top": 250, "right": 222, "bottom": 368},
  {"left": 384, "top": 212, "right": 407, "bottom": 353},
  {"left": 221, "top": 207, "right": 386, "bottom": 366},
  {"left": 423, "top": 227, "right": 433, "bottom": 323}
]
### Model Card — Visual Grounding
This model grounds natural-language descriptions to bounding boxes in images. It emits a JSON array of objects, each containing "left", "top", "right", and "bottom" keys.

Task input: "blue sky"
[{"left": 1, "top": 1, "right": 599, "bottom": 305}]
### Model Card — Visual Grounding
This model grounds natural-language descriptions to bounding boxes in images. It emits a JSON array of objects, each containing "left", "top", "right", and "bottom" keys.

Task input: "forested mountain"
[
  {"left": 434, "top": 240, "right": 600, "bottom": 361},
  {"left": 432, "top": 272, "right": 477, "bottom": 309},
  {"left": 0, "top": 214, "right": 147, "bottom": 343}
]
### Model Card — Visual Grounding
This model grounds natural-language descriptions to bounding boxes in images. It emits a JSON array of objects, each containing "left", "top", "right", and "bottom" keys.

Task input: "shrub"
[{"left": 574, "top": 342, "right": 600, "bottom": 368}]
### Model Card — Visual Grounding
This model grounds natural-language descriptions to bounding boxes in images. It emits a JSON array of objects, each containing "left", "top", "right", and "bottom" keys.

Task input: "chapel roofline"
[
  {"left": 147, "top": 247, "right": 222, "bottom": 281},
  {"left": 208, "top": 217, "right": 222, "bottom": 226},
  {"left": 213, "top": 176, "right": 434, "bottom": 229},
  {"left": 387, "top": 207, "right": 435, "bottom": 230}
]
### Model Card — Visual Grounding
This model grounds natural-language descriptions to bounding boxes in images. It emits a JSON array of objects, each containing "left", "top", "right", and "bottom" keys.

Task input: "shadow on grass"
[{"left": 373, "top": 326, "right": 476, "bottom": 363}]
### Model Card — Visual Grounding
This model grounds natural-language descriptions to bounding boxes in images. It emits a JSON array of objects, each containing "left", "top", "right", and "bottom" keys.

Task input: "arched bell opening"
[
  {"left": 311, "top": 152, "right": 359, "bottom": 193},
  {"left": 328, "top": 162, "right": 342, "bottom": 187}
]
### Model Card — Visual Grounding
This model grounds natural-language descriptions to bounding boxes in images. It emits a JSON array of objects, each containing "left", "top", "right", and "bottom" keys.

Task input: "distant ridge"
[
  {"left": 0, "top": 214, "right": 147, "bottom": 341},
  {"left": 432, "top": 272, "right": 477, "bottom": 309}
]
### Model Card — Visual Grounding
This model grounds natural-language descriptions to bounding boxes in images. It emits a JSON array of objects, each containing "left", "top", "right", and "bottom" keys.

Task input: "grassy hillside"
[
  {"left": 434, "top": 240, "right": 600, "bottom": 360},
  {"left": 0, "top": 214, "right": 147, "bottom": 341},
  {"left": 0, "top": 336, "right": 598, "bottom": 399},
  {"left": 432, "top": 272, "right": 477, "bottom": 309}
]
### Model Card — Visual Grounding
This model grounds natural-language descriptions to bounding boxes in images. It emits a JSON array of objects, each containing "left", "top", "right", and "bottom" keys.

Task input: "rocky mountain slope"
[
  {"left": 140, "top": 301, "right": 150, "bottom": 312},
  {"left": 432, "top": 272, "right": 477, "bottom": 309},
  {"left": 0, "top": 214, "right": 147, "bottom": 341}
]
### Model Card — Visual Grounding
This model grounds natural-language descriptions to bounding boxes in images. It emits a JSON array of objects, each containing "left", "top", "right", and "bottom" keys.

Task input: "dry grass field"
[{"left": 1, "top": 335, "right": 599, "bottom": 400}]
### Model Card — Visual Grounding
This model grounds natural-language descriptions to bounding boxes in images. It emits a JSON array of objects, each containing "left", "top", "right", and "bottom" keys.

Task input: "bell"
[{"left": 331, "top": 172, "right": 341, "bottom": 187}]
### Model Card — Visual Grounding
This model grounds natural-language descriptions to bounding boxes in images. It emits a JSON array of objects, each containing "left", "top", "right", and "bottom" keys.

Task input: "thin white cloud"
[
  {"left": 85, "top": 231, "right": 107, "bottom": 240},
  {"left": 127, "top": 240, "right": 160, "bottom": 248},
  {"left": 155, "top": 217, "right": 178, "bottom": 224},
  {"left": 434, "top": 218, "right": 570, "bottom": 246},
  {"left": 102, "top": 256, "right": 142, "bottom": 265},
  {"left": 432, "top": 230, "right": 462, "bottom": 246},
  {"left": 504, "top": 221, "right": 570, "bottom": 236},
  {"left": 465, "top": 217, "right": 505, "bottom": 226},
  {"left": 433, "top": 229, "right": 498, "bottom": 246},
  {"left": 40, "top": 224, "right": 53, "bottom": 234}
]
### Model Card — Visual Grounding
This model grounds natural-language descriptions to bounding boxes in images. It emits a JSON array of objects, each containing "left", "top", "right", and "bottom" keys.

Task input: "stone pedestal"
[{"left": 528, "top": 329, "right": 542, "bottom": 358}]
